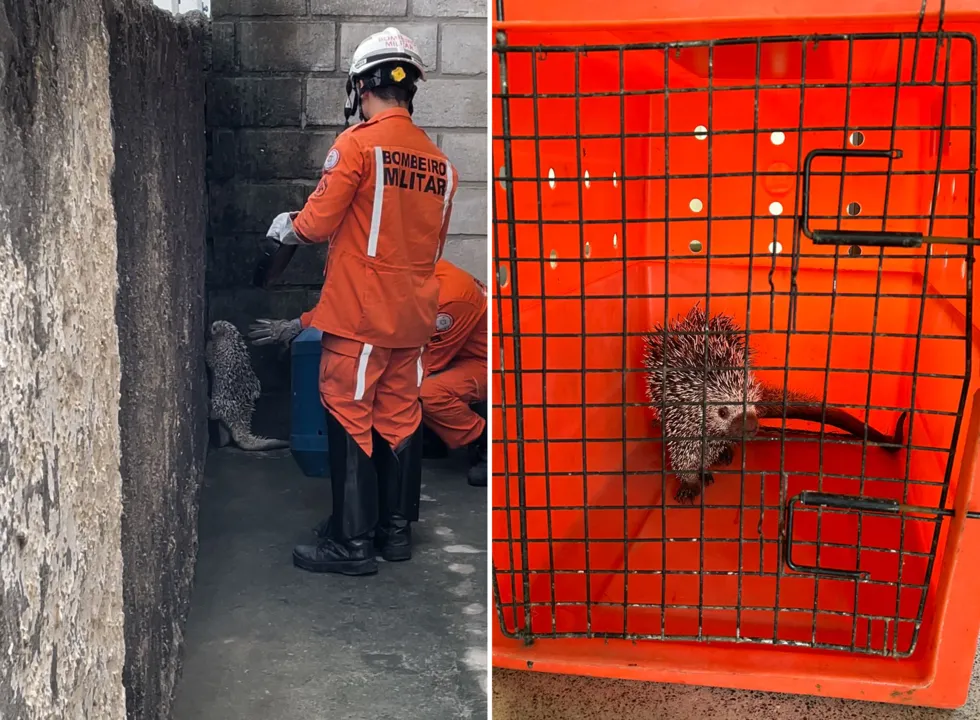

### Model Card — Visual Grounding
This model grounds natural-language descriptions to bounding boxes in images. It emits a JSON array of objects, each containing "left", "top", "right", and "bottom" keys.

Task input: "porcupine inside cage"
[{"left": 492, "top": 31, "right": 977, "bottom": 656}]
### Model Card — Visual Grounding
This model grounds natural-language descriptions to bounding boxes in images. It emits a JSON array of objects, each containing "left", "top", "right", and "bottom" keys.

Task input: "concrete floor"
[
  {"left": 492, "top": 652, "right": 980, "bottom": 719},
  {"left": 172, "top": 446, "right": 487, "bottom": 720}
]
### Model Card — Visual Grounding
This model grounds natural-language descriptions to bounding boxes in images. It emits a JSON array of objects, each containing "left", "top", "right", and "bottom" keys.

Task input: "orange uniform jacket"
[
  {"left": 299, "top": 258, "right": 488, "bottom": 371},
  {"left": 425, "top": 259, "right": 488, "bottom": 376},
  {"left": 293, "top": 107, "right": 457, "bottom": 349}
]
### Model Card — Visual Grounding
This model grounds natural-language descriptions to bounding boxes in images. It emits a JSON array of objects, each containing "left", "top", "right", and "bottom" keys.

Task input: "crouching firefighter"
[
  {"left": 252, "top": 27, "right": 457, "bottom": 576},
  {"left": 418, "top": 259, "right": 488, "bottom": 486}
]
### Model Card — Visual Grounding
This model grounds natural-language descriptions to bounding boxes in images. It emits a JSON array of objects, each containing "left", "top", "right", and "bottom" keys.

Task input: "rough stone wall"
[
  {"left": 0, "top": 1, "right": 127, "bottom": 718},
  {"left": 0, "top": 1, "right": 209, "bottom": 718},
  {"left": 207, "top": 0, "right": 487, "bottom": 393},
  {"left": 103, "top": 2, "right": 210, "bottom": 718}
]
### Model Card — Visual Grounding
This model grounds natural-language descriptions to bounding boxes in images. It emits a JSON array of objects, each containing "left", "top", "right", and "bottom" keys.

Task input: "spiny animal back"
[
  {"left": 642, "top": 304, "right": 756, "bottom": 412},
  {"left": 208, "top": 324, "right": 261, "bottom": 420},
  {"left": 643, "top": 304, "right": 749, "bottom": 374}
]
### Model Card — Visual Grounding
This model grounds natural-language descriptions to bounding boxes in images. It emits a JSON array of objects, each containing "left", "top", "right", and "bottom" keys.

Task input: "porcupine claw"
[
  {"left": 674, "top": 478, "right": 703, "bottom": 504},
  {"left": 717, "top": 445, "right": 734, "bottom": 466},
  {"left": 675, "top": 485, "right": 699, "bottom": 504}
]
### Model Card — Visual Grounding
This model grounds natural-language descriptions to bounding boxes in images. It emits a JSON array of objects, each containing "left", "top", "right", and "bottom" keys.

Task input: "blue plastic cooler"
[{"left": 290, "top": 327, "right": 329, "bottom": 477}]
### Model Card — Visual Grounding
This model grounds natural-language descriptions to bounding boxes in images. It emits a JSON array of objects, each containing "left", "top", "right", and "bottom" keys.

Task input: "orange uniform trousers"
[
  {"left": 419, "top": 335, "right": 487, "bottom": 449},
  {"left": 318, "top": 334, "right": 423, "bottom": 457}
]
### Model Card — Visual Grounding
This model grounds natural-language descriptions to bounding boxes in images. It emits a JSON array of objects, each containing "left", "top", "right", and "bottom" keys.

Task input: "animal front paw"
[
  {"left": 216, "top": 421, "right": 231, "bottom": 448},
  {"left": 717, "top": 445, "right": 734, "bottom": 466},
  {"left": 674, "top": 481, "right": 702, "bottom": 504},
  {"left": 702, "top": 471, "right": 715, "bottom": 488}
]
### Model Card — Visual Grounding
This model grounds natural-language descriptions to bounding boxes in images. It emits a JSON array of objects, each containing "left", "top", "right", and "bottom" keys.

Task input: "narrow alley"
[{"left": 172, "top": 447, "right": 487, "bottom": 720}]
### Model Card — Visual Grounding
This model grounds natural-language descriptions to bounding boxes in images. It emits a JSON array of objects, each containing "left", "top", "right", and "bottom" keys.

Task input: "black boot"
[
  {"left": 371, "top": 424, "right": 423, "bottom": 562},
  {"left": 312, "top": 508, "right": 410, "bottom": 561},
  {"left": 312, "top": 508, "right": 400, "bottom": 560},
  {"left": 466, "top": 422, "right": 487, "bottom": 487},
  {"left": 294, "top": 411, "right": 378, "bottom": 576}
]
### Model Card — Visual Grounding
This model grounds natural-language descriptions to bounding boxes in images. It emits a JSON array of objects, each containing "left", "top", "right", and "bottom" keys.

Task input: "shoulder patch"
[
  {"left": 323, "top": 148, "right": 340, "bottom": 172},
  {"left": 435, "top": 312, "right": 454, "bottom": 332},
  {"left": 311, "top": 175, "right": 328, "bottom": 198}
]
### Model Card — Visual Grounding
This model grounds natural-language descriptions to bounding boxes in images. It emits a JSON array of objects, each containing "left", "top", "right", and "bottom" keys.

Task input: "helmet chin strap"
[
  {"left": 344, "top": 72, "right": 419, "bottom": 127},
  {"left": 406, "top": 85, "right": 418, "bottom": 116},
  {"left": 343, "top": 78, "right": 360, "bottom": 128}
]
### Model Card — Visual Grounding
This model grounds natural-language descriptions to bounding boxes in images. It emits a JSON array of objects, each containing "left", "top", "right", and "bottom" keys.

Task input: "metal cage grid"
[{"left": 492, "top": 25, "right": 978, "bottom": 661}]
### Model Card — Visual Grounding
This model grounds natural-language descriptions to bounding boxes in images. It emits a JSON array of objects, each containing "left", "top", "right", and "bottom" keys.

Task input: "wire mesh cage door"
[{"left": 492, "top": 29, "right": 978, "bottom": 661}]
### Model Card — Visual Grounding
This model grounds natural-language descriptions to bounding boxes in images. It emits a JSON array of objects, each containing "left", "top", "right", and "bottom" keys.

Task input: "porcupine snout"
[{"left": 728, "top": 407, "right": 759, "bottom": 437}]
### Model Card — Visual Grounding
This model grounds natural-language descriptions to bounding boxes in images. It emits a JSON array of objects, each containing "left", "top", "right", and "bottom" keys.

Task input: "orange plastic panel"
[{"left": 491, "top": 2, "right": 980, "bottom": 709}]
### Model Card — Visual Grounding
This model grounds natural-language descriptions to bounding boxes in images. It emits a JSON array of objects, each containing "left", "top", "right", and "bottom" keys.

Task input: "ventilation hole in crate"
[
  {"left": 769, "top": 201, "right": 783, "bottom": 216},
  {"left": 770, "top": 131, "right": 786, "bottom": 145},
  {"left": 689, "top": 198, "right": 703, "bottom": 213},
  {"left": 848, "top": 245, "right": 862, "bottom": 257},
  {"left": 612, "top": 233, "right": 618, "bottom": 249},
  {"left": 765, "top": 161, "right": 793, "bottom": 196},
  {"left": 584, "top": 170, "right": 591, "bottom": 189},
  {"left": 768, "top": 241, "right": 783, "bottom": 254},
  {"left": 549, "top": 249, "right": 558, "bottom": 269},
  {"left": 548, "top": 168, "right": 556, "bottom": 189},
  {"left": 849, "top": 130, "right": 865, "bottom": 147},
  {"left": 846, "top": 201, "right": 861, "bottom": 216},
  {"left": 497, "top": 166, "right": 506, "bottom": 189},
  {"left": 694, "top": 125, "right": 708, "bottom": 140},
  {"left": 497, "top": 264, "right": 509, "bottom": 288},
  {"left": 612, "top": 171, "right": 618, "bottom": 187},
  {"left": 584, "top": 242, "right": 592, "bottom": 258},
  {"left": 689, "top": 239, "right": 703, "bottom": 253}
]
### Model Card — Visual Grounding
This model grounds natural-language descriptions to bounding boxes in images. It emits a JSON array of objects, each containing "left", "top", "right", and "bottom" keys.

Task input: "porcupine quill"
[{"left": 642, "top": 304, "right": 908, "bottom": 503}]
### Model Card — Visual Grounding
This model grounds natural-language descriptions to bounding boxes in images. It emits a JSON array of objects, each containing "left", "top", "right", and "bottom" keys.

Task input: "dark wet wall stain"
[{"left": 103, "top": 1, "right": 209, "bottom": 718}]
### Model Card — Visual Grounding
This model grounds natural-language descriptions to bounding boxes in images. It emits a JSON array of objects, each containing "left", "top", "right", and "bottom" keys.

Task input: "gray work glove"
[
  {"left": 266, "top": 211, "right": 304, "bottom": 246},
  {"left": 248, "top": 318, "right": 303, "bottom": 347}
]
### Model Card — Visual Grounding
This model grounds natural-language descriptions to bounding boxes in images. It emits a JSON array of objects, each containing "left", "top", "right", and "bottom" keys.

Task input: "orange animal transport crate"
[{"left": 491, "top": 0, "right": 980, "bottom": 708}]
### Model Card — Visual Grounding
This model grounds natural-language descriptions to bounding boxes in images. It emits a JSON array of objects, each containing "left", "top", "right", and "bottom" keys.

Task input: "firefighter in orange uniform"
[
  {"left": 253, "top": 258, "right": 489, "bottom": 488},
  {"left": 420, "top": 259, "right": 488, "bottom": 486},
  {"left": 252, "top": 28, "right": 457, "bottom": 577}
]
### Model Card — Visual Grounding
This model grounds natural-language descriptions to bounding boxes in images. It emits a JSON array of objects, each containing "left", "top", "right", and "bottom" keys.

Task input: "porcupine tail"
[
  {"left": 758, "top": 384, "right": 907, "bottom": 452},
  {"left": 228, "top": 421, "right": 290, "bottom": 451}
]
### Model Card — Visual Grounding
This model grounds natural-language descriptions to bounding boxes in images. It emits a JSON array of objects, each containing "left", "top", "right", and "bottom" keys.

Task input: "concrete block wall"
[{"left": 207, "top": 0, "right": 488, "bottom": 395}]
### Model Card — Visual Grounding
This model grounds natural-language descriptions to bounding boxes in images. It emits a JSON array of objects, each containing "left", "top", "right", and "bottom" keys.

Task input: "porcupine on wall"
[{"left": 206, "top": 320, "right": 290, "bottom": 451}]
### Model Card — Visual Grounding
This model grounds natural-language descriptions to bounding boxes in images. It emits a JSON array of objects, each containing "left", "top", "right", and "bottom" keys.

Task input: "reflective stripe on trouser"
[
  {"left": 318, "top": 333, "right": 423, "bottom": 456},
  {"left": 419, "top": 355, "right": 487, "bottom": 449}
]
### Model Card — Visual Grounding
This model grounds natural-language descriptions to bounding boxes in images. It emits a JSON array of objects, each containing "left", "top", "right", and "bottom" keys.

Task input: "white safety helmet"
[{"left": 344, "top": 27, "right": 427, "bottom": 126}]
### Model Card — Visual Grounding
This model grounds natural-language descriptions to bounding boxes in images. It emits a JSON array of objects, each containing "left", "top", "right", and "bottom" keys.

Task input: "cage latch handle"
[
  {"left": 786, "top": 491, "right": 980, "bottom": 579},
  {"left": 799, "top": 148, "right": 927, "bottom": 249},
  {"left": 785, "top": 492, "right": 894, "bottom": 580}
]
